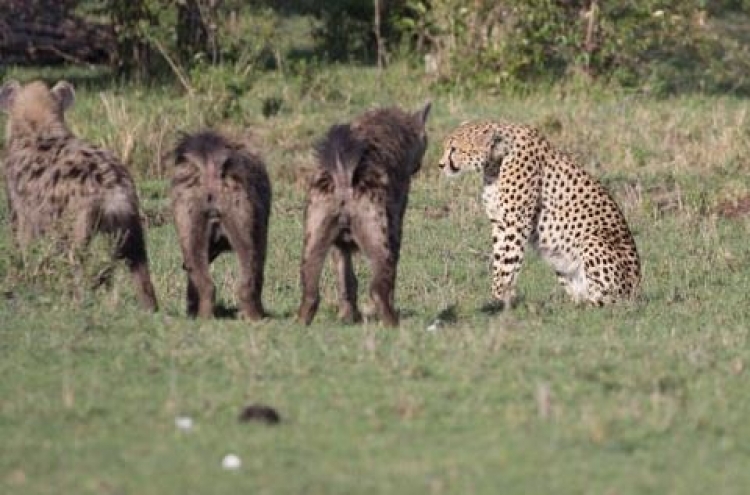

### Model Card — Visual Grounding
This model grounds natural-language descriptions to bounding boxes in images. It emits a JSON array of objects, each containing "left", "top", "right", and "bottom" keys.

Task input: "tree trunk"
[{"left": 177, "top": 0, "right": 222, "bottom": 64}]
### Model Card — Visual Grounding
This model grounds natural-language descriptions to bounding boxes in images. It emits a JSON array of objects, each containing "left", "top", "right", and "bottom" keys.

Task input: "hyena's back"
[
  {"left": 6, "top": 136, "right": 142, "bottom": 242},
  {"left": 5, "top": 136, "right": 158, "bottom": 311}
]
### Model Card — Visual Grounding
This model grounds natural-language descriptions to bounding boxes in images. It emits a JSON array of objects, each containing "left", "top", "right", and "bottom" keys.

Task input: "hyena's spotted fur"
[
  {"left": 170, "top": 131, "right": 271, "bottom": 320},
  {"left": 0, "top": 79, "right": 158, "bottom": 311},
  {"left": 297, "top": 103, "right": 431, "bottom": 327}
]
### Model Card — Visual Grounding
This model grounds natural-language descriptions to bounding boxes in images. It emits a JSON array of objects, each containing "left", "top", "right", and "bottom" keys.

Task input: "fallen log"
[{"left": 0, "top": 1, "right": 114, "bottom": 65}]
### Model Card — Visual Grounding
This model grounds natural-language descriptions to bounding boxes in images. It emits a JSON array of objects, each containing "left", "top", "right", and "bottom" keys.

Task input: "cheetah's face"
[{"left": 438, "top": 124, "right": 504, "bottom": 178}]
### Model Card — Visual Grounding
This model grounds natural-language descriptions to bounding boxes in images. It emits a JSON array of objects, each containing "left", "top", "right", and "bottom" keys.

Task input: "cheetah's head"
[{"left": 438, "top": 121, "right": 509, "bottom": 178}]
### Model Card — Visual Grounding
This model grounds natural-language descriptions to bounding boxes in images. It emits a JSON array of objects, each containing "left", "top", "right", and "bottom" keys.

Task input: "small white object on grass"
[
  {"left": 175, "top": 416, "right": 193, "bottom": 431},
  {"left": 222, "top": 454, "right": 242, "bottom": 470},
  {"left": 426, "top": 319, "right": 442, "bottom": 332}
]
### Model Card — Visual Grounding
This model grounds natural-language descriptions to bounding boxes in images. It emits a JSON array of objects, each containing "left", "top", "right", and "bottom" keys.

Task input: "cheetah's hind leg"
[{"left": 577, "top": 236, "right": 627, "bottom": 306}]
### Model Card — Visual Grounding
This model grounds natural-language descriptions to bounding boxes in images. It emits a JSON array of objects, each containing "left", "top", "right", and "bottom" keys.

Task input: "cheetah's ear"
[
  {"left": 51, "top": 80, "right": 75, "bottom": 112},
  {"left": 414, "top": 101, "right": 432, "bottom": 128},
  {"left": 0, "top": 80, "right": 21, "bottom": 113}
]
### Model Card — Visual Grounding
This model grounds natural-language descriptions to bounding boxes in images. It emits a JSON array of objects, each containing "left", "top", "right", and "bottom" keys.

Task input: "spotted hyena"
[
  {"left": 170, "top": 131, "right": 271, "bottom": 320},
  {"left": 297, "top": 103, "right": 432, "bottom": 327},
  {"left": 0, "top": 79, "right": 158, "bottom": 310}
]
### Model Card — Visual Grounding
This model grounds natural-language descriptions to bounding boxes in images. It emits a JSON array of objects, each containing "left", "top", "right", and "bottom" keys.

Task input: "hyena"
[
  {"left": 297, "top": 103, "right": 432, "bottom": 327},
  {"left": 0, "top": 79, "right": 158, "bottom": 311},
  {"left": 170, "top": 131, "right": 271, "bottom": 320}
]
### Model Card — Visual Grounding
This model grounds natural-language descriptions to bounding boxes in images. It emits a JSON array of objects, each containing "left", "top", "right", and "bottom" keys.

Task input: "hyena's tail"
[
  {"left": 101, "top": 187, "right": 159, "bottom": 311},
  {"left": 316, "top": 124, "right": 365, "bottom": 214}
]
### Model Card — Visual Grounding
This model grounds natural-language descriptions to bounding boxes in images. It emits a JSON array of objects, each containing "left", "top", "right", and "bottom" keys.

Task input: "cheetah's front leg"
[{"left": 489, "top": 217, "right": 533, "bottom": 309}]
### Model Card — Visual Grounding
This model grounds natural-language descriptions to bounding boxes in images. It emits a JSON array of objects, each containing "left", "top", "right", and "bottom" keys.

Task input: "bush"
[
  {"left": 79, "top": 0, "right": 218, "bottom": 80},
  {"left": 398, "top": 0, "right": 750, "bottom": 94}
]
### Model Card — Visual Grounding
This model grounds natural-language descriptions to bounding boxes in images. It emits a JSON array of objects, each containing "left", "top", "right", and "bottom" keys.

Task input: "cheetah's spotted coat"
[{"left": 439, "top": 120, "right": 640, "bottom": 307}]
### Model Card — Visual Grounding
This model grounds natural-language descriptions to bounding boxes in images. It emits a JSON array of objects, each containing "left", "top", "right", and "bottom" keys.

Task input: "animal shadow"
[{"left": 434, "top": 305, "right": 458, "bottom": 324}]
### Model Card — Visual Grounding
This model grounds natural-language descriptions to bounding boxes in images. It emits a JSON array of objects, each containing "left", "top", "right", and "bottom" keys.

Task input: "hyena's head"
[
  {"left": 351, "top": 101, "right": 432, "bottom": 179},
  {"left": 0, "top": 80, "right": 75, "bottom": 141}
]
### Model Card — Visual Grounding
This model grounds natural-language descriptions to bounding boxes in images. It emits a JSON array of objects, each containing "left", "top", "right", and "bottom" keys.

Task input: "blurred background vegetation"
[{"left": 2, "top": 0, "right": 750, "bottom": 96}]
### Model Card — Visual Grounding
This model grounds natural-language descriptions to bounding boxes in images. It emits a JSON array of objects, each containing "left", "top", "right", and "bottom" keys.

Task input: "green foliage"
[
  {"left": 66, "top": 1, "right": 750, "bottom": 94},
  {"left": 234, "top": 0, "right": 410, "bottom": 63},
  {"left": 395, "top": 0, "right": 579, "bottom": 87},
  {"left": 707, "top": 0, "right": 750, "bottom": 13},
  {"left": 282, "top": 0, "right": 371, "bottom": 62},
  {"left": 399, "top": 0, "right": 750, "bottom": 95},
  {"left": 200, "top": 4, "right": 281, "bottom": 69},
  {"left": 80, "top": 0, "right": 178, "bottom": 79}
]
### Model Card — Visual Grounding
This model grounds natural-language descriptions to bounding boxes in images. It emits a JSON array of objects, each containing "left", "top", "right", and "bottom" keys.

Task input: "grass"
[{"left": 2, "top": 61, "right": 750, "bottom": 494}]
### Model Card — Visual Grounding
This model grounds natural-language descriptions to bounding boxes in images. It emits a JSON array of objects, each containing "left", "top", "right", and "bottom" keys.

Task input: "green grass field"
[{"left": 2, "top": 63, "right": 750, "bottom": 494}]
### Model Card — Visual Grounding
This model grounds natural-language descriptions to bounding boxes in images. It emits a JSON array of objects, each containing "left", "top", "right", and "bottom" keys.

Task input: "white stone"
[
  {"left": 222, "top": 454, "right": 242, "bottom": 470},
  {"left": 426, "top": 319, "right": 442, "bottom": 332},
  {"left": 175, "top": 416, "right": 193, "bottom": 431}
]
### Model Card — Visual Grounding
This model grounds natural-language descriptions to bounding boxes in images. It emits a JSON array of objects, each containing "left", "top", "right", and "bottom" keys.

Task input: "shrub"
[{"left": 398, "top": 0, "right": 750, "bottom": 94}]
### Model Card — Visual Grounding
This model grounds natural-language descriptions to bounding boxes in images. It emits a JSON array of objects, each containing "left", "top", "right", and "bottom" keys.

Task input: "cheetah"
[
  {"left": 170, "top": 130, "right": 271, "bottom": 320},
  {"left": 297, "top": 103, "right": 432, "bottom": 326},
  {"left": 0, "top": 79, "right": 158, "bottom": 311},
  {"left": 438, "top": 120, "right": 640, "bottom": 307}
]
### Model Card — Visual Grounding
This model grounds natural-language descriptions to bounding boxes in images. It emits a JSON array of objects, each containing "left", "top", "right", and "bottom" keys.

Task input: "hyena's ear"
[
  {"left": 0, "top": 80, "right": 21, "bottom": 113},
  {"left": 51, "top": 81, "right": 75, "bottom": 112},
  {"left": 414, "top": 101, "right": 432, "bottom": 128}
]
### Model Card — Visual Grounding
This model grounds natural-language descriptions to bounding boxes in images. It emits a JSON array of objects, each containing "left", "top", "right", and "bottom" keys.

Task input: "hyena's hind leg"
[
  {"left": 173, "top": 203, "right": 212, "bottom": 317},
  {"left": 351, "top": 203, "right": 399, "bottom": 327},
  {"left": 220, "top": 209, "right": 268, "bottom": 321},
  {"left": 297, "top": 199, "right": 339, "bottom": 325},
  {"left": 71, "top": 205, "right": 114, "bottom": 297},
  {"left": 331, "top": 243, "right": 361, "bottom": 323},
  {"left": 111, "top": 214, "right": 159, "bottom": 312}
]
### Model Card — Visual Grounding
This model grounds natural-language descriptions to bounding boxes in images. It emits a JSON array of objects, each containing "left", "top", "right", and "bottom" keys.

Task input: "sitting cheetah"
[{"left": 438, "top": 120, "right": 640, "bottom": 307}]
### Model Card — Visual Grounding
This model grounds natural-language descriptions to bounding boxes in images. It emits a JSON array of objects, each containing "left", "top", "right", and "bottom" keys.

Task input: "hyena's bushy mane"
[{"left": 352, "top": 107, "right": 426, "bottom": 179}]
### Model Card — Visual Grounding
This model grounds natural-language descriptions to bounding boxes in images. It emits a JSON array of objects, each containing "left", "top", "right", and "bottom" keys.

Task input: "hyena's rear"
[
  {"left": 170, "top": 131, "right": 271, "bottom": 320},
  {"left": 297, "top": 103, "right": 431, "bottom": 327},
  {"left": 0, "top": 80, "right": 158, "bottom": 311}
]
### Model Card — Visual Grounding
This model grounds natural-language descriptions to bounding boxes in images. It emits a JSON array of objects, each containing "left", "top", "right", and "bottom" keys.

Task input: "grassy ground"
[{"left": 2, "top": 63, "right": 750, "bottom": 494}]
